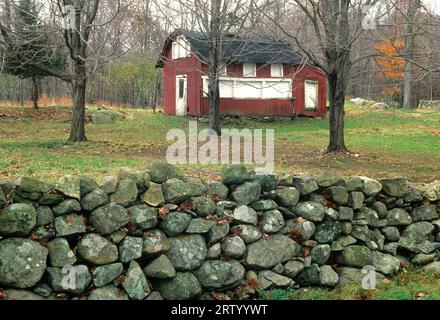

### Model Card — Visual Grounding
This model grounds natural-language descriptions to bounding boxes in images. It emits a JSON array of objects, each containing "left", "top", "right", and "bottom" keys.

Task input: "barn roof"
[{"left": 156, "top": 29, "right": 304, "bottom": 67}]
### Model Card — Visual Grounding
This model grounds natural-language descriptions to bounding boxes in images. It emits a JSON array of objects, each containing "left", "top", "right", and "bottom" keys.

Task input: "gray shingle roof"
[{"left": 157, "top": 29, "right": 304, "bottom": 67}]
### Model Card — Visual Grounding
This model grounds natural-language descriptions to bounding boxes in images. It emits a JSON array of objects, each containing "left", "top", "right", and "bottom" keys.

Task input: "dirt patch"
[{"left": 0, "top": 108, "right": 91, "bottom": 122}]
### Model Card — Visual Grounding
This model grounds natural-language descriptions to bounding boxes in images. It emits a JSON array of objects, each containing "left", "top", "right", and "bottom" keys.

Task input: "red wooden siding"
[{"left": 161, "top": 43, "right": 327, "bottom": 117}]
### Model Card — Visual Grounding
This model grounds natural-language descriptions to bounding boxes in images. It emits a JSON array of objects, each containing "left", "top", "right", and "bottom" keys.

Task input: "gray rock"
[
  {"left": 341, "top": 222, "right": 353, "bottom": 235},
  {"left": 251, "top": 199, "right": 278, "bottom": 211},
  {"left": 349, "top": 192, "right": 365, "bottom": 210},
  {"left": 54, "top": 214, "right": 86, "bottom": 237},
  {"left": 387, "top": 208, "right": 412, "bottom": 226},
  {"left": 422, "top": 262, "right": 440, "bottom": 275},
  {"left": 14, "top": 176, "right": 51, "bottom": 194},
  {"left": 145, "top": 291, "right": 164, "bottom": 300},
  {"left": 141, "top": 182, "right": 164, "bottom": 207},
  {"left": 372, "top": 251, "right": 400, "bottom": 275},
  {"left": 297, "top": 264, "right": 320, "bottom": 286},
  {"left": 231, "top": 181, "right": 261, "bottom": 206},
  {"left": 89, "top": 203, "right": 129, "bottom": 235},
  {"left": 0, "top": 203, "right": 37, "bottom": 236},
  {"left": 122, "top": 261, "right": 150, "bottom": 300},
  {"left": 222, "top": 165, "right": 248, "bottom": 185},
  {"left": 262, "top": 210, "right": 285, "bottom": 233},
  {"left": 413, "top": 204, "right": 438, "bottom": 222},
  {"left": 162, "top": 178, "right": 191, "bottom": 204},
  {"left": 275, "top": 188, "right": 300, "bottom": 207},
  {"left": 245, "top": 234, "right": 301, "bottom": 269},
  {"left": 325, "top": 208, "right": 339, "bottom": 221},
  {"left": 233, "top": 205, "right": 258, "bottom": 225},
  {"left": 161, "top": 211, "right": 191, "bottom": 236},
  {"left": 327, "top": 186, "right": 349, "bottom": 205},
  {"left": 143, "top": 254, "right": 176, "bottom": 279},
  {"left": 359, "top": 176, "right": 382, "bottom": 196},
  {"left": 110, "top": 178, "right": 138, "bottom": 207},
  {"left": 313, "top": 221, "right": 342, "bottom": 244},
  {"left": 355, "top": 208, "right": 381, "bottom": 227},
  {"left": 147, "top": 162, "right": 183, "bottom": 184},
  {"left": 311, "top": 244, "right": 331, "bottom": 265},
  {"left": 186, "top": 218, "right": 214, "bottom": 234},
  {"left": 295, "top": 201, "right": 325, "bottom": 222},
  {"left": 55, "top": 175, "right": 80, "bottom": 200},
  {"left": 36, "top": 206, "right": 54, "bottom": 226},
  {"left": 100, "top": 176, "right": 118, "bottom": 194},
  {"left": 90, "top": 109, "right": 120, "bottom": 124},
  {"left": 142, "top": 229, "right": 169, "bottom": 257},
  {"left": 53, "top": 199, "right": 81, "bottom": 216},
  {"left": 88, "top": 285, "right": 129, "bottom": 300},
  {"left": 383, "top": 242, "right": 399, "bottom": 255},
  {"left": 319, "top": 265, "right": 339, "bottom": 287},
  {"left": 339, "top": 207, "right": 354, "bottom": 221},
  {"left": 382, "top": 226, "right": 401, "bottom": 242},
  {"left": 337, "top": 245, "right": 372, "bottom": 268},
  {"left": 81, "top": 189, "right": 109, "bottom": 211},
  {"left": 3, "top": 289, "right": 46, "bottom": 300},
  {"left": 380, "top": 178, "right": 407, "bottom": 197},
  {"left": 38, "top": 193, "right": 64, "bottom": 206},
  {"left": 372, "top": 202, "right": 388, "bottom": 218},
  {"left": 284, "top": 260, "right": 305, "bottom": 278},
  {"left": 184, "top": 177, "right": 207, "bottom": 197},
  {"left": 166, "top": 234, "right": 207, "bottom": 271},
  {"left": 206, "top": 243, "right": 221, "bottom": 259},
  {"left": 33, "top": 283, "right": 53, "bottom": 298},
  {"left": 231, "top": 225, "right": 262, "bottom": 244},
  {"left": 257, "top": 270, "right": 294, "bottom": 290},
  {"left": 345, "top": 176, "right": 363, "bottom": 192},
  {"left": 221, "top": 236, "right": 246, "bottom": 258},
  {"left": 254, "top": 173, "right": 279, "bottom": 192},
  {"left": 80, "top": 175, "right": 99, "bottom": 197},
  {"left": 118, "top": 167, "right": 150, "bottom": 193},
  {"left": 337, "top": 267, "right": 386, "bottom": 287},
  {"left": 317, "top": 171, "right": 344, "bottom": 187},
  {"left": 156, "top": 272, "right": 202, "bottom": 300},
  {"left": 118, "top": 236, "right": 143, "bottom": 263},
  {"left": 92, "top": 263, "right": 124, "bottom": 287},
  {"left": 411, "top": 253, "right": 436, "bottom": 266},
  {"left": 47, "top": 265, "right": 91, "bottom": 294},
  {"left": 195, "top": 260, "right": 245, "bottom": 290},
  {"left": 127, "top": 204, "right": 158, "bottom": 230},
  {"left": 336, "top": 235, "right": 357, "bottom": 247},
  {"left": 206, "top": 182, "right": 229, "bottom": 200},
  {"left": 292, "top": 175, "right": 319, "bottom": 195},
  {"left": 282, "top": 219, "right": 316, "bottom": 241},
  {"left": 77, "top": 234, "right": 118, "bottom": 265},
  {"left": 420, "top": 181, "right": 440, "bottom": 201},
  {"left": 193, "top": 197, "right": 216, "bottom": 217},
  {"left": 0, "top": 238, "right": 48, "bottom": 288},
  {"left": 398, "top": 222, "right": 438, "bottom": 253},
  {"left": 47, "top": 238, "right": 76, "bottom": 267}
]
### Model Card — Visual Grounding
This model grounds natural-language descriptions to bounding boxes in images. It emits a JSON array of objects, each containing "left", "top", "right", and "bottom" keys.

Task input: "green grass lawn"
[
  {"left": 0, "top": 102, "right": 440, "bottom": 184},
  {"left": 258, "top": 268, "right": 440, "bottom": 300}
]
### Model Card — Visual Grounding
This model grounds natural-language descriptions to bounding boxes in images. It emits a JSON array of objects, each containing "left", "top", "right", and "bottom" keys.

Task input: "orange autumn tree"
[{"left": 374, "top": 38, "right": 406, "bottom": 96}]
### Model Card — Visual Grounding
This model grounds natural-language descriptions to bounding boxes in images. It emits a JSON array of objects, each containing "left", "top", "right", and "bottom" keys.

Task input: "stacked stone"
[{"left": 0, "top": 164, "right": 439, "bottom": 300}]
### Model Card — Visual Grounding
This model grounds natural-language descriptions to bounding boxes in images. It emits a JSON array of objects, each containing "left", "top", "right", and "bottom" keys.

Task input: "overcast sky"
[{"left": 424, "top": 0, "right": 440, "bottom": 12}]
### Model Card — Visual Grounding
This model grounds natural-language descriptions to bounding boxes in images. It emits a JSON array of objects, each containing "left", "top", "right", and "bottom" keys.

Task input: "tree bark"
[
  {"left": 208, "top": 0, "right": 222, "bottom": 135},
  {"left": 69, "top": 62, "right": 87, "bottom": 142},
  {"left": 327, "top": 72, "right": 348, "bottom": 153},
  {"left": 402, "top": 0, "right": 420, "bottom": 109},
  {"left": 31, "top": 76, "right": 39, "bottom": 109}
]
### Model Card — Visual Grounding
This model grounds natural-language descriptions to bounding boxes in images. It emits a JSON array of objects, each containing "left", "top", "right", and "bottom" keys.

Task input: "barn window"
[
  {"left": 220, "top": 65, "right": 228, "bottom": 76},
  {"left": 305, "top": 80, "right": 319, "bottom": 110},
  {"left": 178, "top": 78, "right": 185, "bottom": 98},
  {"left": 271, "top": 64, "right": 283, "bottom": 77},
  {"left": 243, "top": 63, "right": 256, "bottom": 77},
  {"left": 172, "top": 36, "right": 190, "bottom": 59}
]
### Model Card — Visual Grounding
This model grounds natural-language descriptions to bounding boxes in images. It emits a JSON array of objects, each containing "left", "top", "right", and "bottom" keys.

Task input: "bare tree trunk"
[
  {"left": 402, "top": 0, "right": 420, "bottom": 109},
  {"left": 69, "top": 62, "right": 87, "bottom": 142},
  {"left": 31, "top": 76, "right": 39, "bottom": 109},
  {"left": 327, "top": 72, "right": 348, "bottom": 153},
  {"left": 208, "top": 0, "right": 222, "bottom": 135}
]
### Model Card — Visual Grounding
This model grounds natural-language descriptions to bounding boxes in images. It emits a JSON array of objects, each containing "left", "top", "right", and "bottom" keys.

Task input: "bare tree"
[{"left": 0, "top": 0, "right": 130, "bottom": 142}]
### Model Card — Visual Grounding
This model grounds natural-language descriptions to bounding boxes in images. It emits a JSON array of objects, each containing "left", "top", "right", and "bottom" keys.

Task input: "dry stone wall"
[{"left": 0, "top": 164, "right": 440, "bottom": 300}]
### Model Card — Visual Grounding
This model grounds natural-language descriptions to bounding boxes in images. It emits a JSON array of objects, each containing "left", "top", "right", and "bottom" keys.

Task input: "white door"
[
  {"left": 176, "top": 76, "right": 187, "bottom": 116},
  {"left": 305, "top": 80, "right": 319, "bottom": 110}
]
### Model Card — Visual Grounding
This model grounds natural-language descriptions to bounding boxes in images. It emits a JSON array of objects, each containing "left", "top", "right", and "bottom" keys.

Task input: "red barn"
[{"left": 156, "top": 30, "right": 327, "bottom": 117}]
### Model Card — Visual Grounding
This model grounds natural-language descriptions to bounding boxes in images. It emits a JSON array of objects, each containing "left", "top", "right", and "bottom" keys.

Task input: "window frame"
[
  {"left": 271, "top": 64, "right": 284, "bottom": 77},
  {"left": 304, "top": 80, "right": 319, "bottom": 110},
  {"left": 243, "top": 63, "right": 257, "bottom": 77}
]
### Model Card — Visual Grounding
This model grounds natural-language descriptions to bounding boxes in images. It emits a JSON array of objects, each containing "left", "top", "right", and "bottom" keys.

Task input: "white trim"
[
  {"left": 202, "top": 76, "right": 292, "bottom": 100},
  {"left": 243, "top": 63, "right": 257, "bottom": 77},
  {"left": 172, "top": 36, "right": 190, "bottom": 60},
  {"left": 304, "top": 80, "right": 319, "bottom": 110},
  {"left": 271, "top": 64, "right": 284, "bottom": 77}
]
